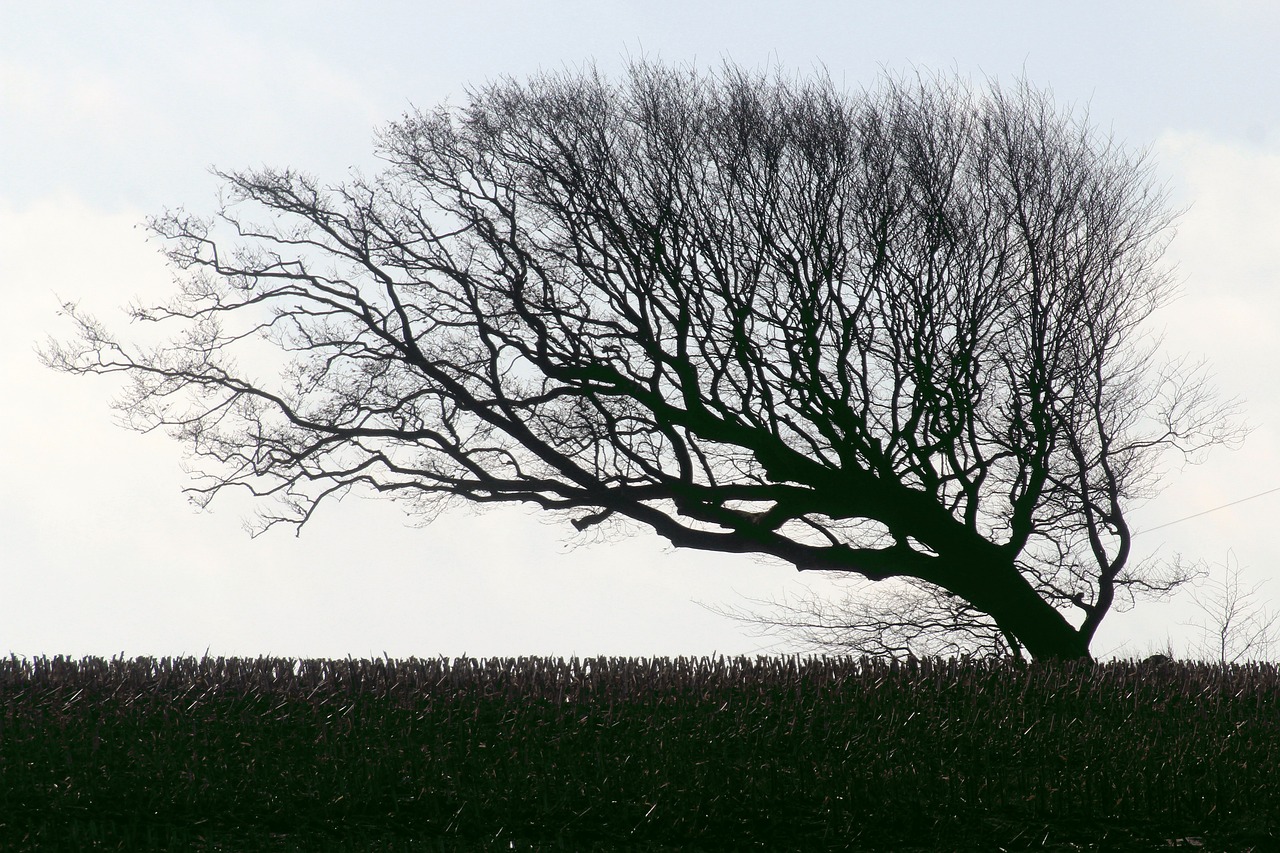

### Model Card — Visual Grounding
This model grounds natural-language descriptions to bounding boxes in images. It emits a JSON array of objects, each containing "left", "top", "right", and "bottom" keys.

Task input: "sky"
[{"left": 3, "top": 1, "right": 1279, "bottom": 663}]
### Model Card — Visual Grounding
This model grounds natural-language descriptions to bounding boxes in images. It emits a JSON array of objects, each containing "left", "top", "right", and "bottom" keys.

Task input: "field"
[{"left": 1, "top": 654, "right": 1277, "bottom": 850}]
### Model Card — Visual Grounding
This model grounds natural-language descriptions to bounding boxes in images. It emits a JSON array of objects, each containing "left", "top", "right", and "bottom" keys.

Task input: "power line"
[{"left": 1134, "top": 485, "right": 1280, "bottom": 536}]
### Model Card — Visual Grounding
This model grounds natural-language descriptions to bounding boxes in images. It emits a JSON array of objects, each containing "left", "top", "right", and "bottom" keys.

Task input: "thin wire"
[{"left": 1134, "top": 485, "right": 1280, "bottom": 536}]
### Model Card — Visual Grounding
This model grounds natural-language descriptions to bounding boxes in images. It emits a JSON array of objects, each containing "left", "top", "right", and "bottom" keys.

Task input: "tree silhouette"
[
  {"left": 45, "top": 62, "right": 1239, "bottom": 660},
  {"left": 1183, "top": 553, "right": 1279, "bottom": 664}
]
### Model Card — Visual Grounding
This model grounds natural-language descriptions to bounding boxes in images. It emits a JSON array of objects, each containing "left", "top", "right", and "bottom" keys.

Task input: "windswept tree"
[{"left": 46, "top": 62, "right": 1238, "bottom": 660}]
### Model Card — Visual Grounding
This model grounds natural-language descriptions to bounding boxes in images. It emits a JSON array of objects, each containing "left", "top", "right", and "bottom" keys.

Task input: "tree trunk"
[{"left": 947, "top": 552, "right": 1093, "bottom": 661}]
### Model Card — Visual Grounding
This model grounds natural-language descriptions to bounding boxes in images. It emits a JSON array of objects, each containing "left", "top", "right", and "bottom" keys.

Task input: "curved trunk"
[
  {"left": 946, "top": 550, "right": 1093, "bottom": 661},
  {"left": 994, "top": 593, "right": 1092, "bottom": 661}
]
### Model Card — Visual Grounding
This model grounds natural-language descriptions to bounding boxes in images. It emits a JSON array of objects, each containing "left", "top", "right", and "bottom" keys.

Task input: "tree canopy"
[{"left": 46, "top": 62, "right": 1239, "bottom": 660}]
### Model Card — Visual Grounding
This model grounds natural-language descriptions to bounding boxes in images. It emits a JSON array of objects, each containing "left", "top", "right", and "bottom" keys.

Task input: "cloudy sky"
[{"left": 3, "top": 1, "right": 1278, "bottom": 663}]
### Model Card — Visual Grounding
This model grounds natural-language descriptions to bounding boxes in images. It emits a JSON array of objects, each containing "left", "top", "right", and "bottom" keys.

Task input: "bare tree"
[
  {"left": 1183, "top": 553, "right": 1279, "bottom": 664},
  {"left": 44, "top": 62, "right": 1239, "bottom": 660}
]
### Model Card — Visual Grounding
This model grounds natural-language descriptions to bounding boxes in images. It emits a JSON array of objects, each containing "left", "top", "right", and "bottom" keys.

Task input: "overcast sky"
[{"left": 3, "top": 1, "right": 1279, "bottom": 663}]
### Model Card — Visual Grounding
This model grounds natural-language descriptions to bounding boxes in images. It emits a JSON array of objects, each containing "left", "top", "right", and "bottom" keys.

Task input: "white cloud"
[{"left": 1159, "top": 132, "right": 1280, "bottom": 292}]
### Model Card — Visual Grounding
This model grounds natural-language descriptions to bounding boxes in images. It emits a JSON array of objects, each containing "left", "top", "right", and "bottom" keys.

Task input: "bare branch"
[{"left": 1182, "top": 553, "right": 1280, "bottom": 664}]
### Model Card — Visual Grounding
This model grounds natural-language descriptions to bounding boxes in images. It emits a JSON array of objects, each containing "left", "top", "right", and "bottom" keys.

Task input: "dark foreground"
[{"left": 1, "top": 654, "right": 1276, "bottom": 850}]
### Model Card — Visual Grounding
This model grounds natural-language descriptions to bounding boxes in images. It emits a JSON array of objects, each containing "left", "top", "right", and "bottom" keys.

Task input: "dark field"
[{"left": 1, "top": 654, "right": 1276, "bottom": 850}]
